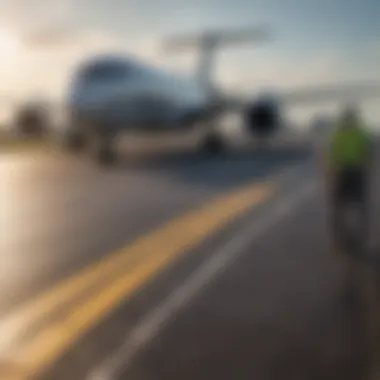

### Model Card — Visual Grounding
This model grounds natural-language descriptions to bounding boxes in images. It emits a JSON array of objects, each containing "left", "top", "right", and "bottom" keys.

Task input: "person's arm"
[
  {"left": 326, "top": 130, "right": 338, "bottom": 172},
  {"left": 365, "top": 131, "right": 376, "bottom": 174},
  {"left": 322, "top": 133, "right": 336, "bottom": 191}
]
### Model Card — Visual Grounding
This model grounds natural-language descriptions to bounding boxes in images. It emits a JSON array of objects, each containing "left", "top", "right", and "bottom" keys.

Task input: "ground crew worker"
[{"left": 325, "top": 105, "right": 374, "bottom": 248}]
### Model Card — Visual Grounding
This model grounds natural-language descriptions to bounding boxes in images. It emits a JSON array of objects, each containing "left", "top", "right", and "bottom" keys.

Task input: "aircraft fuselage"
[{"left": 67, "top": 54, "right": 209, "bottom": 132}]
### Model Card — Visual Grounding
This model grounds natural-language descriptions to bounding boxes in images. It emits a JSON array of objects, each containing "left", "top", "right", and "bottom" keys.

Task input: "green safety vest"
[{"left": 330, "top": 124, "right": 372, "bottom": 168}]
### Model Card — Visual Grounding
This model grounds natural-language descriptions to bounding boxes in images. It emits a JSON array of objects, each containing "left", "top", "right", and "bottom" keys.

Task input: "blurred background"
[{"left": 1, "top": 2, "right": 380, "bottom": 380}]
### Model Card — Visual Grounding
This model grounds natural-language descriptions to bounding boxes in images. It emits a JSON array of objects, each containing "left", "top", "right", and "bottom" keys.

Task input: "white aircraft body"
[
  {"left": 67, "top": 56, "right": 208, "bottom": 130},
  {"left": 61, "top": 26, "right": 380, "bottom": 164}
]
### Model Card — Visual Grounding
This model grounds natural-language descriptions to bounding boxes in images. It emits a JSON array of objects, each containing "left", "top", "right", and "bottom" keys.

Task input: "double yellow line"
[{"left": 1, "top": 178, "right": 277, "bottom": 380}]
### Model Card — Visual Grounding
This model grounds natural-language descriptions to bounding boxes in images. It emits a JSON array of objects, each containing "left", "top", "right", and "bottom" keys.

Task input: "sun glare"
[{"left": 0, "top": 28, "right": 21, "bottom": 57}]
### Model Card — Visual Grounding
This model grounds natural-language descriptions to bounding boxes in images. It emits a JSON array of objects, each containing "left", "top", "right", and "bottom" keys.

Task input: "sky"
[{"left": 0, "top": 0, "right": 379, "bottom": 124}]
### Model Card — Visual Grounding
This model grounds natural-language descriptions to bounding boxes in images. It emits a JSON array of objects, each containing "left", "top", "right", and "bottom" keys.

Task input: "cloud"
[
  {"left": 217, "top": 48, "right": 380, "bottom": 92},
  {"left": 0, "top": 0, "right": 79, "bottom": 50},
  {"left": 0, "top": 0, "right": 75, "bottom": 28}
]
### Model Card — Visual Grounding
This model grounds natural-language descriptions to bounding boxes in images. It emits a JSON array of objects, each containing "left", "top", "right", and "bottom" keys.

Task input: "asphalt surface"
[
  {"left": 1, "top": 144, "right": 308, "bottom": 313},
  {"left": 2, "top": 139, "right": 379, "bottom": 380},
  {"left": 112, "top": 177, "right": 377, "bottom": 380}
]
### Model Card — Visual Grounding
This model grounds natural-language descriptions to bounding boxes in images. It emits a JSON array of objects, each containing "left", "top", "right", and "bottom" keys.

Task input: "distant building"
[{"left": 13, "top": 102, "right": 50, "bottom": 137}]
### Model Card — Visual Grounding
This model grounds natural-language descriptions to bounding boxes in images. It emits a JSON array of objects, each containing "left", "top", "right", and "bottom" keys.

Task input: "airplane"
[{"left": 60, "top": 26, "right": 380, "bottom": 165}]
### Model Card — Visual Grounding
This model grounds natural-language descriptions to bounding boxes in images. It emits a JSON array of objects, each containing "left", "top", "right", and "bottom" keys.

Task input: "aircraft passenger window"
[{"left": 81, "top": 62, "right": 130, "bottom": 82}]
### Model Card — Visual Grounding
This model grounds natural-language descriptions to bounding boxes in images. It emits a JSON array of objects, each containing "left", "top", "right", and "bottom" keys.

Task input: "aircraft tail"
[{"left": 163, "top": 26, "right": 271, "bottom": 96}]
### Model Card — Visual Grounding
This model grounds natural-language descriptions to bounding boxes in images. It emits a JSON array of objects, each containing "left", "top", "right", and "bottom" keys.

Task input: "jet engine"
[{"left": 244, "top": 94, "right": 282, "bottom": 138}]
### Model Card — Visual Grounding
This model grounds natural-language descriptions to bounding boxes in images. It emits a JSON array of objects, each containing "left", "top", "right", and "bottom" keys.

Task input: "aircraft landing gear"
[
  {"left": 91, "top": 127, "right": 118, "bottom": 166},
  {"left": 64, "top": 131, "right": 87, "bottom": 153},
  {"left": 199, "top": 131, "right": 226, "bottom": 155},
  {"left": 62, "top": 120, "right": 118, "bottom": 166},
  {"left": 95, "top": 140, "right": 116, "bottom": 166}
]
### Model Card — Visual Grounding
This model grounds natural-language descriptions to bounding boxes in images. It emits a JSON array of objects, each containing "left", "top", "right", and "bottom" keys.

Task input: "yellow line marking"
[
  {"left": 0, "top": 138, "right": 50, "bottom": 153},
  {"left": 2, "top": 180, "right": 276, "bottom": 380}
]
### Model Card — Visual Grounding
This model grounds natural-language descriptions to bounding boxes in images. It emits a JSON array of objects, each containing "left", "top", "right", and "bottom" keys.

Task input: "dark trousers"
[{"left": 331, "top": 167, "right": 369, "bottom": 247}]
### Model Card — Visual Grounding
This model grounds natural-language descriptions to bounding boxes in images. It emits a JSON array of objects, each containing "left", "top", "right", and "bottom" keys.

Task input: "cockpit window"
[{"left": 80, "top": 60, "right": 130, "bottom": 83}]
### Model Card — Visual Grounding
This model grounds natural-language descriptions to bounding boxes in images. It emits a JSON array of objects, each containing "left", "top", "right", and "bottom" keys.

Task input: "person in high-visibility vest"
[{"left": 326, "top": 104, "right": 374, "bottom": 247}]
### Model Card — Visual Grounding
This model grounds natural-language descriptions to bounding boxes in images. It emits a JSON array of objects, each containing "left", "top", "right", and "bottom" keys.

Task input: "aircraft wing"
[
  {"left": 222, "top": 81, "right": 380, "bottom": 110},
  {"left": 278, "top": 81, "right": 380, "bottom": 105}
]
